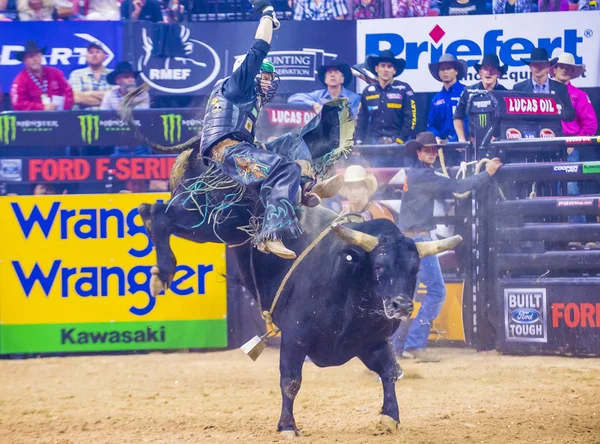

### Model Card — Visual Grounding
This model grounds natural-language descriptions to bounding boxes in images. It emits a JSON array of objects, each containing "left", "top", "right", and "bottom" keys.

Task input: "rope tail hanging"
[{"left": 437, "top": 148, "right": 506, "bottom": 201}]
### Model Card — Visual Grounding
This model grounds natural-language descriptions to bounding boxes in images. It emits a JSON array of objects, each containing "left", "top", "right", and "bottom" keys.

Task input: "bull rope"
[
  {"left": 437, "top": 148, "right": 507, "bottom": 201},
  {"left": 250, "top": 214, "right": 362, "bottom": 339}
]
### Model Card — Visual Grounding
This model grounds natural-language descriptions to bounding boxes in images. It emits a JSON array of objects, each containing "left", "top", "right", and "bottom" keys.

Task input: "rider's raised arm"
[{"left": 222, "top": 1, "right": 279, "bottom": 101}]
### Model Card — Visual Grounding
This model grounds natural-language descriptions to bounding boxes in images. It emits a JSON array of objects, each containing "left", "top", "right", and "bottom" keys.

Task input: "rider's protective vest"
[{"left": 199, "top": 78, "right": 261, "bottom": 157}]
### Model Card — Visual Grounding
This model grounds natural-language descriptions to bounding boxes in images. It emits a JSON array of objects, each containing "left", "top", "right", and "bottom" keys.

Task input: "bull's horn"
[
  {"left": 415, "top": 235, "right": 463, "bottom": 258},
  {"left": 333, "top": 224, "right": 379, "bottom": 252}
]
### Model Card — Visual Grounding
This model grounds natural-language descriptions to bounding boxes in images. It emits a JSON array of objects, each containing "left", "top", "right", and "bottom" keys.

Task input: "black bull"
[
  {"left": 139, "top": 158, "right": 461, "bottom": 436},
  {"left": 125, "top": 91, "right": 462, "bottom": 435}
]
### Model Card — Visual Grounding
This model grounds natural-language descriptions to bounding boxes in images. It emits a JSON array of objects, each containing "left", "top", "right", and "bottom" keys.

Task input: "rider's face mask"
[{"left": 256, "top": 70, "right": 279, "bottom": 103}]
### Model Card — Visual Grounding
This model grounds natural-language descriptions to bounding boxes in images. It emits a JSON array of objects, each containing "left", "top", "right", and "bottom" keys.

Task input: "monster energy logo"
[
  {"left": 479, "top": 114, "right": 488, "bottom": 128},
  {"left": 161, "top": 114, "right": 182, "bottom": 144},
  {"left": 0, "top": 115, "right": 17, "bottom": 144},
  {"left": 78, "top": 115, "right": 100, "bottom": 144}
]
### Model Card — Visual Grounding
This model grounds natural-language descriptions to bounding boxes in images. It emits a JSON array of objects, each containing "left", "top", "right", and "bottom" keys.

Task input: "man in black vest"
[
  {"left": 199, "top": 0, "right": 343, "bottom": 260},
  {"left": 513, "top": 47, "right": 576, "bottom": 122}
]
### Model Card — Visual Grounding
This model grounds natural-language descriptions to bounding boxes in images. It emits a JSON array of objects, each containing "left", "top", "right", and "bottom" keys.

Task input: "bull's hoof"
[
  {"left": 149, "top": 266, "right": 165, "bottom": 297},
  {"left": 377, "top": 415, "right": 399, "bottom": 434},
  {"left": 280, "top": 429, "right": 302, "bottom": 439}
]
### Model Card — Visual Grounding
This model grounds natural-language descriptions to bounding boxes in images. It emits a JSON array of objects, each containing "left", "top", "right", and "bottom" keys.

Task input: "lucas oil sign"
[
  {"left": 0, "top": 194, "right": 227, "bottom": 354},
  {"left": 504, "top": 288, "right": 547, "bottom": 343}
]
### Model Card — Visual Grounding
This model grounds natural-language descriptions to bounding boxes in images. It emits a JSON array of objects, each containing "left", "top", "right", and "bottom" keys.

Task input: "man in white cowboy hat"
[
  {"left": 288, "top": 59, "right": 361, "bottom": 118},
  {"left": 355, "top": 50, "right": 417, "bottom": 148},
  {"left": 427, "top": 54, "right": 468, "bottom": 166},
  {"left": 513, "top": 47, "right": 575, "bottom": 121},
  {"left": 338, "top": 165, "right": 395, "bottom": 222},
  {"left": 453, "top": 53, "right": 508, "bottom": 143},
  {"left": 550, "top": 52, "right": 598, "bottom": 227},
  {"left": 392, "top": 131, "right": 502, "bottom": 362}
]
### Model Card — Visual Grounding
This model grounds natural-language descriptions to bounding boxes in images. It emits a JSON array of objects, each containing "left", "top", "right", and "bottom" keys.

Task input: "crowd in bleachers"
[{"left": 0, "top": 0, "right": 596, "bottom": 22}]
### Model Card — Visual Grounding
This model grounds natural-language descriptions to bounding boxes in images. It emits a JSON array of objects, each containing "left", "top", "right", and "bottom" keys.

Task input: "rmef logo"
[
  {"left": 365, "top": 28, "right": 586, "bottom": 73},
  {"left": 0, "top": 114, "right": 17, "bottom": 145},
  {"left": 161, "top": 114, "right": 182, "bottom": 144},
  {"left": 552, "top": 303, "right": 600, "bottom": 328},
  {"left": 78, "top": 114, "right": 100, "bottom": 144}
]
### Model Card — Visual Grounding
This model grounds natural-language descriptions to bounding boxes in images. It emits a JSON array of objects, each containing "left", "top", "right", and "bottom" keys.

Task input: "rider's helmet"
[{"left": 232, "top": 56, "right": 280, "bottom": 103}]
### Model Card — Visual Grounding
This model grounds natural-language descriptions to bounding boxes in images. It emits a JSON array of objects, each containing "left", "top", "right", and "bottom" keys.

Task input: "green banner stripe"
[{"left": 0, "top": 320, "right": 227, "bottom": 354}]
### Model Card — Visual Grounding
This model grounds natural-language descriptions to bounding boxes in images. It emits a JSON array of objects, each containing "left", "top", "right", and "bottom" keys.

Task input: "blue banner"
[
  {"left": 0, "top": 21, "right": 123, "bottom": 91},
  {"left": 125, "top": 21, "right": 357, "bottom": 95}
]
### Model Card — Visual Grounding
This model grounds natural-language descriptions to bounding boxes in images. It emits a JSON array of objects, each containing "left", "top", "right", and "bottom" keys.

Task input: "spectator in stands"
[
  {"left": 10, "top": 41, "right": 74, "bottom": 111},
  {"left": 293, "top": 0, "right": 348, "bottom": 20},
  {"left": 352, "top": 0, "right": 383, "bottom": 18},
  {"left": 453, "top": 54, "right": 507, "bottom": 142},
  {"left": 493, "top": 0, "right": 532, "bottom": 12},
  {"left": 0, "top": 0, "right": 15, "bottom": 20},
  {"left": 538, "top": 0, "right": 568, "bottom": 11},
  {"left": 427, "top": 54, "right": 467, "bottom": 144},
  {"left": 513, "top": 47, "right": 576, "bottom": 122},
  {"left": 101, "top": 61, "right": 151, "bottom": 156},
  {"left": 569, "top": 0, "right": 598, "bottom": 9},
  {"left": 355, "top": 50, "right": 417, "bottom": 148},
  {"left": 287, "top": 60, "right": 360, "bottom": 118},
  {"left": 69, "top": 42, "right": 113, "bottom": 111},
  {"left": 427, "top": 54, "right": 468, "bottom": 166},
  {"left": 17, "top": 0, "right": 56, "bottom": 20},
  {"left": 439, "top": 0, "right": 485, "bottom": 15},
  {"left": 338, "top": 165, "right": 395, "bottom": 220},
  {"left": 391, "top": 0, "right": 431, "bottom": 16},
  {"left": 100, "top": 61, "right": 150, "bottom": 111},
  {"left": 121, "top": 0, "right": 163, "bottom": 21},
  {"left": 550, "top": 52, "right": 598, "bottom": 224},
  {"left": 86, "top": 0, "right": 121, "bottom": 19}
]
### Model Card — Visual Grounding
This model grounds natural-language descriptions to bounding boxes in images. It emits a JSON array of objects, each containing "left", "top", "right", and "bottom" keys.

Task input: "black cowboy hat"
[
  {"left": 473, "top": 53, "right": 509, "bottom": 76},
  {"left": 15, "top": 40, "right": 47, "bottom": 62},
  {"left": 520, "top": 47, "right": 558, "bottom": 66},
  {"left": 429, "top": 54, "right": 468, "bottom": 82},
  {"left": 107, "top": 61, "right": 140, "bottom": 85},
  {"left": 366, "top": 50, "right": 406, "bottom": 77},
  {"left": 317, "top": 60, "right": 353, "bottom": 88},
  {"left": 405, "top": 132, "right": 445, "bottom": 159}
]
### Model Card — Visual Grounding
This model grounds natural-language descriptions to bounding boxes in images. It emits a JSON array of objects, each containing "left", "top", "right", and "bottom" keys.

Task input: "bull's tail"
[{"left": 119, "top": 83, "right": 203, "bottom": 154}]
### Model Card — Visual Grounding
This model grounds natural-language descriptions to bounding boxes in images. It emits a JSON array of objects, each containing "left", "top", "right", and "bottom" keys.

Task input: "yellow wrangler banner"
[{"left": 0, "top": 193, "right": 228, "bottom": 354}]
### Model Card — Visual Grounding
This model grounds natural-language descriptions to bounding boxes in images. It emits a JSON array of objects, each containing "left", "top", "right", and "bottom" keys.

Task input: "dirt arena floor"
[{"left": 1, "top": 347, "right": 599, "bottom": 444}]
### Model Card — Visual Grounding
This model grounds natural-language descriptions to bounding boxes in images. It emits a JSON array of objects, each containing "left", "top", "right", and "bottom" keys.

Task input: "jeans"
[
  {"left": 567, "top": 148, "right": 586, "bottom": 224},
  {"left": 391, "top": 234, "right": 447, "bottom": 352}
]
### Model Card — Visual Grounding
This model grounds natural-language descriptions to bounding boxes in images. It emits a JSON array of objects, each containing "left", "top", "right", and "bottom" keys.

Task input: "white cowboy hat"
[
  {"left": 550, "top": 52, "right": 586, "bottom": 79},
  {"left": 339, "top": 165, "right": 378, "bottom": 197}
]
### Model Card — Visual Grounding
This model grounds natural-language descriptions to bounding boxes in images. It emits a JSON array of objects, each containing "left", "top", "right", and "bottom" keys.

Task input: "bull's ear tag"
[{"left": 241, "top": 335, "right": 267, "bottom": 361}]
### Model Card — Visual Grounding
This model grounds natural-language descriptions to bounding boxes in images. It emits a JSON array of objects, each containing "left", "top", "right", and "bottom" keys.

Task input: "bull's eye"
[{"left": 346, "top": 255, "right": 353, "bottom": 262}]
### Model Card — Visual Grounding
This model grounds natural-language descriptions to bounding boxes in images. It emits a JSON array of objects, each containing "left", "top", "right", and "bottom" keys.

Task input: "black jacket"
[
  {"left": 512, "top": 78, "right": 576, "bottom": 122},
  {"left": 399, "top": 161, "right": 492, "bottom": 233},
  {"left": 356, "top": 80, "right": 417, "bottom": 143}
]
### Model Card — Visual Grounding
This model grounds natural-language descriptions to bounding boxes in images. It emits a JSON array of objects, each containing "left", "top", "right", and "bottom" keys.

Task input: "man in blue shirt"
[
  {"left": 427, "top": 54, "right": 467, "bottom": 144},
  {"left": 288, "top": 60, "right": 360, "bottom": 118}
]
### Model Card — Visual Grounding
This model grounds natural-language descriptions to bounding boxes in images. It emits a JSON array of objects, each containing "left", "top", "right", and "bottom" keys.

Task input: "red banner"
[
  {"left": 503, "top": 97, "right": 561, "bottom": 116},
  {"left": 266, "top": 109, "right": 317, "bottom": 127},
  {"left": 26, "top": 157, "right": 177, "bottom": 182}
]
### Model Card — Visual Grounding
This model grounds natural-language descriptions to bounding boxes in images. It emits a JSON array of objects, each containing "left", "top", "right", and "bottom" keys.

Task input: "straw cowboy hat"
[
  {"left": 366, "top": 50, "right": 406, "bottom": 77},
  {"left": 15, "top": 40, "right": 47, "bottom": 62},
  {"left": 550, "top": 52, "right": 586, "bottom": 79},
  {"left": 520, "top": 47, "right": 558, "bottom": 66},
  {"left": 340, "top": 165, "right": 378, "bottom": 197},
  {"left": 317, "top": 59, "right": 353, "bottom": 88},
  {"left": 429, "top": 54, "right": 468, "bottom": 82}
]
